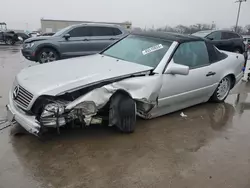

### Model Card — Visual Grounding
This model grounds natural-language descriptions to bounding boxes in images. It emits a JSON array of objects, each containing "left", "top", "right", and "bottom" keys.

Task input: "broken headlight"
[
  {"left": 74, "top": 101, "right": 97, "bottom": 115},
  {"left": 41, "top": 103, "right": 65, "bottom": 118}
]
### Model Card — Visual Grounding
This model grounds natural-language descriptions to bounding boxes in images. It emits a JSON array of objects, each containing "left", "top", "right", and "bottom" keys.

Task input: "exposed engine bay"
[{"left": 30, "top": 73, "right": 162, "bottom": 134}]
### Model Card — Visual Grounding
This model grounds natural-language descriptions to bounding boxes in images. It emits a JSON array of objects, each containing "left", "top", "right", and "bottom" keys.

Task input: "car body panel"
[
  {"left": 16, "top": 54, "right": 153, "bottom": 101},
  {"left": 192, "top": 30, "right": 245, "bottom": 53}
]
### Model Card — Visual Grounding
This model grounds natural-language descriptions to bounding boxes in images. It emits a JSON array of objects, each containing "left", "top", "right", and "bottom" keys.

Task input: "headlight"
[
  {"left": 18, "top": 36, "right": 23, "bottom": 41},
  {"left": 41, "top": 103, "right": 65, "bottom": 118},
  {"left": 24, "top": 42, "right": 34, "bottom": 48},
  {"left": 74, "top": 101, "right": 97, "bottom": 115}
]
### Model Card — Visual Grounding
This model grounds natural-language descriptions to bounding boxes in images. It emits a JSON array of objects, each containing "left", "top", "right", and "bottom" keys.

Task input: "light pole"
[{"left": 235, "top": 0, "right": 247, "bottom": 33}]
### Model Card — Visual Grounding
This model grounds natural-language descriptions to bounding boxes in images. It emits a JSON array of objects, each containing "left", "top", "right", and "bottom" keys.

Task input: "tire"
[
  {"left": 109, "top": 93, "right": 136, "bottom": 133},
  {"left": 5, "top": 38, "right": 13, "bottom": 45},
  {"left": 210, "top": 76, "right": 231, "bottom": 102},
  {"left": 37, "top": 48, "right": 59, "bottom": 64}
]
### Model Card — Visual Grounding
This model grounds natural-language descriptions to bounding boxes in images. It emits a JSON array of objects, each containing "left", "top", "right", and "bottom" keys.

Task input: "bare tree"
[{"left": 174, "top": 25, "right": 189, "bottom": 34}]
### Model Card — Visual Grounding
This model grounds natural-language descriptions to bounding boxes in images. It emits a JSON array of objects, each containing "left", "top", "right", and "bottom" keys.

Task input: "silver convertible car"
[{"left": 7, "top": 32, "right": 245, "bottom": 137}]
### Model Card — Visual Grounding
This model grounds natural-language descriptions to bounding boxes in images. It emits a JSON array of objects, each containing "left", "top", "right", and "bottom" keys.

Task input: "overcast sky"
[{"left": 1, "top": 0, "right": 250, "bottom": 30}]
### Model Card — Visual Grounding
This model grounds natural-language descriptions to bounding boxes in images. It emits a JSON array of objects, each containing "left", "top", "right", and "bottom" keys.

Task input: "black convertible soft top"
[{"left": 132, "top": 31, "right": 205, "bottom": 43}]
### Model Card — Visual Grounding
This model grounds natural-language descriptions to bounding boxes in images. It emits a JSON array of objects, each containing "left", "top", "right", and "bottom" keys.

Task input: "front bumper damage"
[
  {"left": 65, "top": 75, "right": 163, "bottom": 121},
  {"left": 7, "top": 75, "right": 162, "bottom": 136},
  {"left": 7, "top": 94, "right": 41, "bottom": 136}
]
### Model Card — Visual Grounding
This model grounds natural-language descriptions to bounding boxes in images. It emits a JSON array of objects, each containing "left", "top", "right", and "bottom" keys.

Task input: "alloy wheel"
[
  {"left": 40, "top": 51, "right": 57, "bottom": 63},
  {"left": 217, "top": 77, "right": 230, "bottom": 101},
  {"left": 5, "top": 39, "right": 12, "bottom": 45}
]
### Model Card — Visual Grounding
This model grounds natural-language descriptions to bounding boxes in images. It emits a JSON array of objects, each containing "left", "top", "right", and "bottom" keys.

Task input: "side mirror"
[
  {"left": 165, "top": 63, "right": 189, "bottom": 75},
  {"left": 63, "top": 33, "right": 70, "bottom": 40}
]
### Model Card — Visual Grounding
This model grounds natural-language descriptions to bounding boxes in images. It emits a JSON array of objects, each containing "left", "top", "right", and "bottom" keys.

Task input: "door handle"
[
  {"left": 82, "top": 38, "right": 89, "bottom": 41},
  {"left": 206, "top": 72, "right": 216, "bottom": 77},
  {"left": 109, "top": 38, "right": 116, "bottom": 40}
]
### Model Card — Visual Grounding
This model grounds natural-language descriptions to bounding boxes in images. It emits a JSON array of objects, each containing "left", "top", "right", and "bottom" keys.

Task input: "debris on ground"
[{"left": 180, "top": 112, "right": 188, "bottom": 118}]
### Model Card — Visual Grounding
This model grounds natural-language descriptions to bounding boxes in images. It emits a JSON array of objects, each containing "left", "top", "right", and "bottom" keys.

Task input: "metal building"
[{"left": 41, "top": 19, "right": 132, "bottom": 33}]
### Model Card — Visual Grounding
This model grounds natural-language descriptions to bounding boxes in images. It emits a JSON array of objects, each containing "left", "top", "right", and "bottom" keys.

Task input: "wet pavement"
[{"left": 1, "top": 45, "right": 250, "bottom": 188}]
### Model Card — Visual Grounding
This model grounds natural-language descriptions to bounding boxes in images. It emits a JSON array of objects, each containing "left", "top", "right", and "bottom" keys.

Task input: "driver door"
[{"left": 154, "top": 41, "right": 217, "bottom": 116}]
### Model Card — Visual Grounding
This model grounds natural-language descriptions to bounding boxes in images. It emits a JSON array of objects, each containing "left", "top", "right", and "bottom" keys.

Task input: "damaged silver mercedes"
[{"left": 6, "top": 32, "right": 245, "bottom": 137}]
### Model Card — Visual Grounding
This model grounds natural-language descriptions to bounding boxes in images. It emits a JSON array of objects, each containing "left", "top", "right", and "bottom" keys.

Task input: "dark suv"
[
  {"left": 192, "top": 30, "right": 247, "bottom": 60},
  {"left": 22, "top": 23, "right": 128, "bottom": 63}
]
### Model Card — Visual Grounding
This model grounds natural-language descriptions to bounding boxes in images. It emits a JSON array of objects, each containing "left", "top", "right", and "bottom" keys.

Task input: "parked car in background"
[
  {"left": 192, "top": 30, "right": 247, "bottom": 60},
  {"left": 21, "top": 23, "right": 128, "bottom": 63},
  {"left": 41, "top": 32, "right": 55, "bottom": 36},
  {"left": 0, "top": 22, "right": 19, "bottom": 45},
  {"left": 0, "top": 30, "right": 19, "bottom": 45},
  {"left": 7, "top": 32, "right": 244, "bottom": 137},
  {"left": 16, "top": 32, "right": 30, "bottom": 42},
  {"left": 28, "top": 32, "right": 41, "bottom": 38}
]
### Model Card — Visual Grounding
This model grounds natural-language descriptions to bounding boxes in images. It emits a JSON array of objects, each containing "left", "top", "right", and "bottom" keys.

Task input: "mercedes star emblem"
[{"left": 13, "top": 86, "right": 19, "bottom": 99}]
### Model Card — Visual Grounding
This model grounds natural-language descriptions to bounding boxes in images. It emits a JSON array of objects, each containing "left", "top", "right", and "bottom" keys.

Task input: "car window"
[
  {"left": 192, "top": 31, "right": 213, "bottom": 38},
  {"left": 173, "top": 41, "right": 210, "bottom": 68},
  {"left": 68, "top": 27, "right": 91, "bottom": 37},
  {"left": 102, "top": 35, "right": 172, "bottom": 68},
  {"left": 222, "top": 32, "right": 240, "bottom": 39},
  {"left": 206, "top": 42, "right": 228, "bottom": 63},
  {"left": 206, "top": 31, "right": 221, "bottom": 40},
  {"left": 112, "top": 28, "right": 122, "bottom": 35},
  {"left": 90, "top": 26, "right": 119, "bottom": 36},
  {"left": 53, "top": 26, "right": 72, "bottom": 37}
]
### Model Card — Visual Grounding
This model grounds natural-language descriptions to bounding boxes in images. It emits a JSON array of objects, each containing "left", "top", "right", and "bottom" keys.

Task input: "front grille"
[{"left": 13, "top": 85, "right": 33, "bottom": 109}]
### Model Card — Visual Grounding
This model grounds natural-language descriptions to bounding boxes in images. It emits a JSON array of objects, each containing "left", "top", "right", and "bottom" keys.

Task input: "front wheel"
[
  {"left": 5, "top": 38, "right": 14, "bottom": 45},
  {"left": 210, "top": 76, "right": 231, "bottom": 102},
  {"left": 37, "top": 48, "right": 59, "bottom": 63},
  {"left": 109, "top": 93, "right": 137, "bottom": 133}
]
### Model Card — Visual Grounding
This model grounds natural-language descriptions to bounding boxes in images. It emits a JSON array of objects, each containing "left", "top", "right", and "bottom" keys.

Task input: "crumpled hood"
[{"left": 16, "top": 54, "right": 153, "bottom": 96}]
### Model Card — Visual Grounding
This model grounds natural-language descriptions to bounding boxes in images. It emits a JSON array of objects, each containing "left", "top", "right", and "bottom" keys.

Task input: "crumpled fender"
[{"left": 65, "top": 75, "right": 163, "bottom": 111}]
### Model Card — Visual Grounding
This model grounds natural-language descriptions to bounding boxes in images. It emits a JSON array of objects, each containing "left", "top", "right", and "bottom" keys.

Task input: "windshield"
[
  {"left": 192, "top": 31, "right": 212, "bottom": 38},
  {"left": 53, "top": 26, "right": 71, "bottom": 37},
  {"left": 102, "top": 35, "right": 172, "bottom": 68}
]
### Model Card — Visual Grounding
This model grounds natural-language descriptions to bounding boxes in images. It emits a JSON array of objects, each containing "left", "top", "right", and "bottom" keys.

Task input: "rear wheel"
[
  {"left": 37, "top": 48, "right": 59, "bottom": 63},
  {"left": 109, "top": 93, "right": 136, "bottom": 133},
  {"left": 210, "top": 76, "right": 231, "bottom": 102}
]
